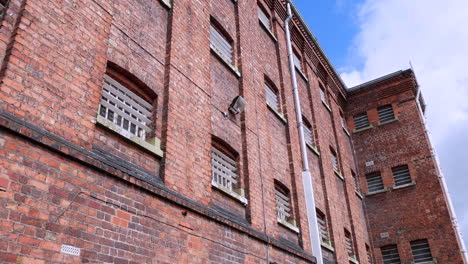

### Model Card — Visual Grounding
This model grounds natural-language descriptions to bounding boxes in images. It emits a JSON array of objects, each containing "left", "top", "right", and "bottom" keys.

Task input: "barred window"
[
  {"left": 320, "top": 86, "right": 327, "bottom": 103},
  {"left": 381, "top": 245, "right": 401, "bottom": 264},
  {"left": 331, "top": 148, "right": 339, "bottom": 172},
  {"left": 344, "top": 229, "right": 355, "bottom": 257},
  {"left": 351, "top": 170, "right": 360, "bottom": 193},
  {"left": 354, "top": 112, "right": 370, "bottom": 130},
  {"left": 378, "top": 105, "right": 395, "bottom": 122},
  {"left": 265, "top": 82, "right": 280, "bottom": 112},
  {"left": 275, "top": 184, "right": 291, "bottom": 223},
  {"left": 211, "top": 147, "right": 238, "bottom": 193},
  {"left": 293, "top": 52, "right": 302, "bottom": 71},
  {"left": 210, "top": 23, "right": 233, "bottom": 64},
  {"left": 317, "top": 210, "right": 330, "bottom": 244},
  {"left": 366, "top": 172, "right": 384, "bottom": 193},
  {"left": 411, "top": 239, "right": 433, "bottom": 263},
  {"left": 258, "top": 5, "right": 270, "bottom": 30},
  {"left": 392, "top": 165, "right": 412, "bottom": 186},
  {"left": 99, "top": 74, "right": 153, "bottom": 141},
  {"left": 303, "top": 117, "right": 315, "bottom": 148},
  {"left": 340, "top": 112, "right": 348, "bottom": 129}
]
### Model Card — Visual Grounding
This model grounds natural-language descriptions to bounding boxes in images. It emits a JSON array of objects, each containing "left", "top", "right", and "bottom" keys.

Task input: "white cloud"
[{"left": 341, "top": 0, "right": 468, "bottom": 249}]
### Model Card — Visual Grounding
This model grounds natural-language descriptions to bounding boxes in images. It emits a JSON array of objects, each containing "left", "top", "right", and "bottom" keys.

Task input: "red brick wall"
[{"left": 347, "top": 72, "right": 465, "bottom": 264}]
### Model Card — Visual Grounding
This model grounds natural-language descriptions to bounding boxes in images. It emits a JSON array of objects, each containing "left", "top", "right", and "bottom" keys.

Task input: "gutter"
[{"left": 285, "top": 2, "right": 324, "bottom": 264}]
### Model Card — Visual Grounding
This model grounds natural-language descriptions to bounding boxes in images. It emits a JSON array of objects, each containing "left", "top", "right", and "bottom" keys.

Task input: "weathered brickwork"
[{"left": 0, "top": 0, "right": 464, "bottom": 263}]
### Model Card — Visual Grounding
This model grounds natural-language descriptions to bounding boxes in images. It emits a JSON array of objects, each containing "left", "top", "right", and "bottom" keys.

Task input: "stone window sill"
[
  {"left": 210, "top": 45, "right": 241, "bottom": 78},
  {"left": 322, "top": 101, "right": 332, "bottom": 113},
  {"left": 212, "top": 180, "right": 248, "bottom": 206},
  {"left": 349, "top": 256, "right": 359, "bottom": 264},
  {"left": 353, "top": 125, "right": 373, "bottom": 133},
  {"left": 366, "top": 187, "right": 389, "bottom": 196},
  {"left": 306, "top": 142, "right": 320, "bottom": 156},
  {"left": 259, "top": 20, "right": 277, "bottom": 42},
  {"left": 378, "top": 117, "right": 399, "bottom": 126},
  {"left": 96, "top": 115, "right": 164, "bottom": 158},
  {"left": 355, "top": 190, "right": 363, "bottom": 199},
  {"left": 321, "top": 241, "right": 335, "bottom": 252},
  {"left": 392, "top": 180, "right": 416, "bottom": 190},
  {"left": 342, "top": 126, "right": 351, "bottom": 136},
  {"left": 160, "top": 0, "right": 171, "bottom": 9},
  {"left": 278, "top": 218, "right": 300, "bottom": 233},
  {"left": 295, "top": 67, "right": 309, "bottom": 82},
  {"left": 335, "top": 170, "right": 344, "bottom": 181},
  {"left": 267, "top": 103, "right": 287, "bottom": 124}
]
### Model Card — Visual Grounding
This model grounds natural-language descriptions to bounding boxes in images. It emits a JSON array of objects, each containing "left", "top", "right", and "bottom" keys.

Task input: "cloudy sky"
[{"left": 294, "top": 0, "right": 468, "bottom": 250}]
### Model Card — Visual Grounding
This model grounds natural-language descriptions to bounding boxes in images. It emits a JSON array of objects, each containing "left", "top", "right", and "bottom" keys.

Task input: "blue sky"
[{"left": 293, "top": 0, "right": 468, "bottom": 253}]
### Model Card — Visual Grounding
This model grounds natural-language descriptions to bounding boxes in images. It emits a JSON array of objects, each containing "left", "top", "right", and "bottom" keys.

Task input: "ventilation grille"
[
  {"left": 210, "top": 25, "right": 233, "bottom": 64},
  {"left": 331, "top": 152, "right": 338, "bottom": 171},
  {"left": 381, "top": 245, "right": 401, "bottom": 264},
  {"left": 317, "top": 213, "right": 329, "bottom": 243},
  {"left": 366, "top": 173, "right": 384, "bottom": 193},
  {"left": 292, "top": 52, "right": 302, "bottom": 71},
  {"left": 344, "top": 230, "right": 354, "bottom": 257},
  {"left": 392, "top": 166, "right": 412, "bottom": 186},
  {"left": 211, "top": 148, "right": 238, "bottom": 192},
  {"left": 303, "top": 123, "right": 315, "bottom": 148},
  {"left": 378, "top": 105, "right": 395, "bottom": 122},
  {"left": 61, "top": 244, "right": 81, "bottom": 256},
  {"left": 411, "top": 239, "right": 433, "bottom": 263},
  {"left": 99, "top": 74, "right": 152, "bottom": 140},
  {"left": 354, "top": 113, "right": 370, "bottom": 130}
]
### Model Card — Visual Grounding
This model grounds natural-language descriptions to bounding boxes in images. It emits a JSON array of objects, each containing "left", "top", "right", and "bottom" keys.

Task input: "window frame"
[
  {"left": 410, "top": 239, "right": 434, "bottom": 263},
  {"left": 365, "top": 172, "right": 386, "bottom": 194},
  {"left": 275, "top": 182, "right": 299, "bottom": 233},
  {"left": 353, "top": 112, "right": 371, "bottom": 131},
  {"left": 210, "top": 19, "right": 235, "bottom": 66},
  {"left": 377, "top": 104, "right": 396, "bottom": 123},
  {"left": 392, "top": 165, "right": 414, "bottom": 188},
  {"left": 381, "top": 244, "right": 401, "bottom": 264}
]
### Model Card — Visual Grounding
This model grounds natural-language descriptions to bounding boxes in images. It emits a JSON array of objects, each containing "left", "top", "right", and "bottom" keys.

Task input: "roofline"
[
  {"left": 347, "top": 69, "right": 414, "bottom": 92},
  {"left": 287, "top": 0, "right": 347, "bottom": 90}
]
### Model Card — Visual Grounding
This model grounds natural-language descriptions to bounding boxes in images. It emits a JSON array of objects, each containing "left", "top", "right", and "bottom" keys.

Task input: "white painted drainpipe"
[
  {"left": 285, "top": 3, "right": 324, "bottom": 264},
  {"left": 415, "top": 86, "right": 468, "bottom": 263}
]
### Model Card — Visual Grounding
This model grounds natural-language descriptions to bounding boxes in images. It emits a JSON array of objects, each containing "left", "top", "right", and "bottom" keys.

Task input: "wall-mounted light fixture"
[{"left": 229, "top": 95, "right": 247, "bottom": 115}]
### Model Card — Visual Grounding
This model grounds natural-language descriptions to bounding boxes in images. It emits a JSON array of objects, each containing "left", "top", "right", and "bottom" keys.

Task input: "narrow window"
[
  {"left": 340, "top": 112, "right": 347, "bottom": 129},
  {"left": 320, "top": 86, "right": 327, "bottom": 103},
  {"left": 257, "top": 5, "right": 270, "bottom": 30},
  {"left": 274, "top": 182, "right": 298, "bottom": 232},
  {"left": 392, "top": 165, "right": 412, "bottom": 186},
  {"left": 303, "top": 117, "right": 315, "bottom": 148},
  {"left": 210, "top": 22, "right": 233, "bottom": 64},
  {"left": 98, "top": 70, "right": 154, "bottom": 141},
  {"left": 366, "top": 244, "right": 373, "bottom": 264},
  {"left": 354, "top": 112, "right": 370, "bottom": 130},
  {"left": 265, "top": 82, "right": 280, "bottom": 113},
  {"left": 331, "top": 148, "right": 339, "bottom": 172},
  {"left": 381, "top": 245, "right": 401, "bottom": 264},
  {"left": 211, "top": 146, "right": 238, "bottom": 193},
  {"left": 293, "top": 51, "right": 302, "bottom": 72},
  {"left": 410, "top": 239, "right": 433, "bottom": 263},
  {"left": 317, "top": 210, "right": 330, "bottom": 244},
  {"left": 351, "top": 170, "right": 360, "bottom": 193},
  {"left": 344, "top": 229, "right": 355, "bottom": 258},
  {"left": 366, "top": 172, "right": 384, "bottom": 193},
  {"left": 378, "top": 105, "right": 395, "bottom": 122}
]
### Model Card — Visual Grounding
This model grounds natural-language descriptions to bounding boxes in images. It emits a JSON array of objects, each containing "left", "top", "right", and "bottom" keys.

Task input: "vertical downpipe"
[{"left": 284, "top": 3, "right": 323, "bottom": 264}]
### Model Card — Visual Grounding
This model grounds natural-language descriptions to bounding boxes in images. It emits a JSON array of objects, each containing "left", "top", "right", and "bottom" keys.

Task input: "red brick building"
[{"left": 0, "top": 0, "right": 465, "bottom": 263}]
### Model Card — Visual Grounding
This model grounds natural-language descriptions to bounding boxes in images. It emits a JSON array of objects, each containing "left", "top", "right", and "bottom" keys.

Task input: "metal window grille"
[
  {"left": 275, "top": 188, "right": 291, "bottom": 222},
  {"left": 317, "top": 212, "right": 329, "bottom": 243},
  {"left": 366, "top": 173, "right": 384, "bottom": 192},
  {"left": 331, "top": 152, "right": 339, "bottom": 171},
  {"left": 303, "top": 122, "right": 315, "bottom": 147},
  {"left": 99, "top": 75, "right": 152, "bottom": 140},
  {"left": 354, "top": 113, "right": 370, "bottom": 130},
  {"left": 378, "top": 105, "right": 395, "bottom": 122},
  {"left": 211, "top": 147, "right": 238, "bottom": 192},
  {"left": 258, "top": 6, "right": 270, "bottom": 29},
  {"left": 345, "top": 230, "right": 354, "bottom": 257},
  {"left": 320, "top": 88, "right": 326, "bottom": 103},
  {"left": 411, "top": 239, "right": 433, "bottom": 263},
  {"left": 265, "top": 84, "right": 279, "bottom": 112},
  {"left": 392, "top": 166, "right": 412, "bottom": 186},
  {"left": 352, "top": 175, "right": 360, "bottom": 192},
  {"left": 381, "top": 245, "right": 401, "bottom": 264},
  {"left": 210, "top": 24, "right": 233, "bottom": 64},
  {"left": 293, "top": 52, "right": 302, "bottom": 71}
]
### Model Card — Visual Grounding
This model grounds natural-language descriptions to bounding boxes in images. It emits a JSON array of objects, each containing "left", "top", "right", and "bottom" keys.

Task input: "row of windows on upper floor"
[
  {"left": 353, "top": 104, "right": 397, "bottom": 132},
  {"left": 365, "top": 165, "right": 415, "bottom": 195},
  {"left": 381, "top": 239, "right": 435, "bottom": 264}
]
